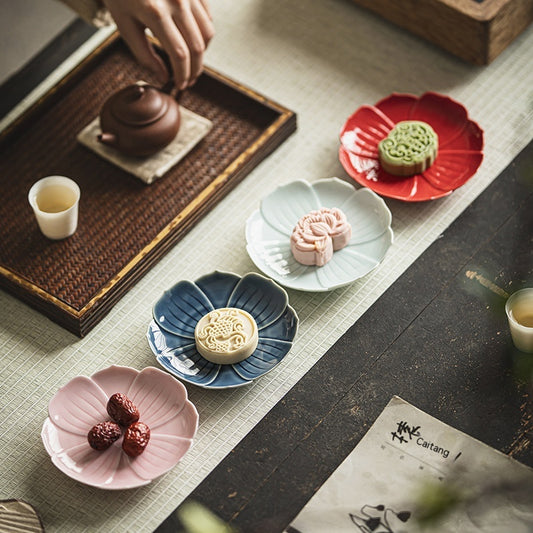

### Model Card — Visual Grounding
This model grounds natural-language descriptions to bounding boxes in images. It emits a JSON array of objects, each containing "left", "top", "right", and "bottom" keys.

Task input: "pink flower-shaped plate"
[
  {"left": 339, "top": 92, "right": 484, "bottom": 201},
  {"left": 41, "top": 365, "right": 198, "bottom": 489}
]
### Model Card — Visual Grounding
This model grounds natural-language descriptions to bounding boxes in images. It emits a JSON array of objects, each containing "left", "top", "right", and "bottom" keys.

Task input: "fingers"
[
  {"left": 197, "top": 0, "right": 212, "bottom": 20},
  {"left": 144, "top": 14, "right": 187, "bottom": 89},
  {"left": 171, "top": 3, "right": 211, "bottom": 86},
  {"left": 103, "top": 0, "right": 214, "bottom": 90},
  {"left": 112, "top": 15, "right": 169, "bottom": 84},
  {"left": 162, "top": 0, "right": 215, "bottom": 88},
  {"left": 191, "top": 0, "right": 215, "bottom": 46}
]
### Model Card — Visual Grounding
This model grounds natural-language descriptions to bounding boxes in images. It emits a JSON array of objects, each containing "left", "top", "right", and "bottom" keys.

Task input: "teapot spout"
[{"left": 98, "top": 132, "right": 117, "bottom": 147}]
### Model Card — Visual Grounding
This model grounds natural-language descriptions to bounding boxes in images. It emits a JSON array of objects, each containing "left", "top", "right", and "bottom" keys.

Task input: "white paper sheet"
[{"left": 287, "top": 397, "right": 533, "bottom": 533}]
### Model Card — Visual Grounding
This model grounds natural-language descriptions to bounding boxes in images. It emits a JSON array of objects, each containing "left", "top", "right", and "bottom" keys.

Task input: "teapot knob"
[{"left": 133, "top": 85, "right": 145, "bottom": 98}]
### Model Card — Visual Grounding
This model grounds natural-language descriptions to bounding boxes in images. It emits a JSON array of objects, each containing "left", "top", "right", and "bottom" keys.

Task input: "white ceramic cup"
[
  {"left": 505, "top": 288, "right": 533, "bottom": 353},
  {"left": 28, "top": 176, "right": 81, "bottom": 240}
]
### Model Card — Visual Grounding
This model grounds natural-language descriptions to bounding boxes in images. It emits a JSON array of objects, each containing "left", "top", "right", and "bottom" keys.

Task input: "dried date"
[
  {"left": 122, "top": 422, "right": 151, "bottom": 457},
  {"left": 87, "top": 421, "right": 122, "bottom": 451},
  {"left": 107, "top": 393, "right": 140, "bottom": 426}
]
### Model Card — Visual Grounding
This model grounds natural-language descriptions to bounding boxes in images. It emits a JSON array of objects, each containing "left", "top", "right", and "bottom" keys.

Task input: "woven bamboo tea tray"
[{"left": 0, "top": 32, "right": 296, "bottom": 336}]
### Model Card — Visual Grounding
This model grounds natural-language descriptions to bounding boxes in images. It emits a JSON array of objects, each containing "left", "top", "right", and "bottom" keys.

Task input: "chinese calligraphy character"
[{"left": 391, "top": 421, "right": 420, "bottom": 444}]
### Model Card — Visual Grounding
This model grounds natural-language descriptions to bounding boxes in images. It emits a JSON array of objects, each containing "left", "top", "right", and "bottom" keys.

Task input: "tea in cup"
[
  {"left": 28, "top": 176, "right": 80, "bottom": 240},
  {"left": 505, "top": 288, "right": 533, "bottom": 353}
]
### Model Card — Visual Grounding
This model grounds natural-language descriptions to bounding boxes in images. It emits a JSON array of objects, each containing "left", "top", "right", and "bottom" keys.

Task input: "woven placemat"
[
  {"left": 0, "top": 33, "right": 296, "bottom": 336},
  {"left": 77, "top": 104, "right": 213, "bottom": 184}
]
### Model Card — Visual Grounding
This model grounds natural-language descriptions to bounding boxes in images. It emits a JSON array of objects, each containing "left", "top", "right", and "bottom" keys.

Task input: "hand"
[{"left": 102, "top": 0, "right": 214, "bottom": 89}]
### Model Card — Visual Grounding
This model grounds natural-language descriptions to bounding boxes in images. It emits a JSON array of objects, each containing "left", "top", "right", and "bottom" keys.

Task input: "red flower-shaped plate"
[{"left": 339, "top": 92, "right": 484, "bottom": 202}]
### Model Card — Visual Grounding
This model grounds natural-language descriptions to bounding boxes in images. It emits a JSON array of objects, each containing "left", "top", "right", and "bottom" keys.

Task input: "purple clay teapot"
[{"left": 98, "top": 83, "right": 180, "bottom": 157}]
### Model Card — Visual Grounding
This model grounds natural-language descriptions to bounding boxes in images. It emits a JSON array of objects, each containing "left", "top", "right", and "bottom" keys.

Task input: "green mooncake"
[{"left": 378, "top": 120, "right": 438, "bottom": 176}]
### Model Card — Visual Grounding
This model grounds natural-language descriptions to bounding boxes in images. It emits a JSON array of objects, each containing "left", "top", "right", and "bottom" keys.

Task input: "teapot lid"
[{"left": 109, "top": 84, "right": 169, "bottom": 126}]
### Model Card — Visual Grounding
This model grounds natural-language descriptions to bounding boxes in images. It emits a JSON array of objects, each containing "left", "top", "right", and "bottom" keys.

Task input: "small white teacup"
[
  {"left": 28, "top": 176, "right": 81, "bottom": 240},
  {"left": 505, "top": 288, "right": 533, "bottom": 353}
]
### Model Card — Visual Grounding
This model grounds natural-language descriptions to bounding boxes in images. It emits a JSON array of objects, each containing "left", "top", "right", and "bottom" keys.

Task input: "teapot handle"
[{"left": 155, "top": 46, "right": 183, "bottom": 101}]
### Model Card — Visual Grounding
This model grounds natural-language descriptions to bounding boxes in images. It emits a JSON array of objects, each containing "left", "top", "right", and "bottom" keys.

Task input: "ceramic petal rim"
[
  {"left": 339, "top": 92, "right": 484, "bottom": 202},
  {"left": 147, "top": 271, "right": 299, "bottom": 389},
  {"left": 41, "top": 365, "right": 199, "bottom": 490},
  {"left": 245, "top": 178, "right": 394, "bottom": 291}
]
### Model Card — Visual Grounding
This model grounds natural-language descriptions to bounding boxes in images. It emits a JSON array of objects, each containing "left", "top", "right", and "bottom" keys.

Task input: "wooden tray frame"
[
  {"left": 0, "top": 32, "right": 296, "bottom": 336},
  {"left": 352, "top": 0, "right": 533, "bottom": 64}
]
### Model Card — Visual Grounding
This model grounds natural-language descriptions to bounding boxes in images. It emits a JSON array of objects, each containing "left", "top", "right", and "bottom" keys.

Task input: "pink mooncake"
[{"left": 290, "top": 207, "right": 351, "bottom": 266}]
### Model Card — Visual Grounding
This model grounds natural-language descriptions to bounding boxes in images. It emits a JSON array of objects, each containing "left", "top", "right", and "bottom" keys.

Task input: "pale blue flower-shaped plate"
[
  {"left": 245, "top": 178, "right": 394, "bottom": 291},
  {"left": 147, "top": 271, "right": 298, "bottom": 389}
]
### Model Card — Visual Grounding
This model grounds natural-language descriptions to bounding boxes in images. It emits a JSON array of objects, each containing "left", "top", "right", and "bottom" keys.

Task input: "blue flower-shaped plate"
[
  {"left": 245, "top": 178, "right": 394, "bottom": 291},
  {"left": 147, "top": 271, "right": 298, "bottom": 389}
]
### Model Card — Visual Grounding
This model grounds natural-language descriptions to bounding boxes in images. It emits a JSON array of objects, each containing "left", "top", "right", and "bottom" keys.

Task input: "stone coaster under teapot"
[{"left": 77, "top": 82, "right": 212, "bottom": 184}]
